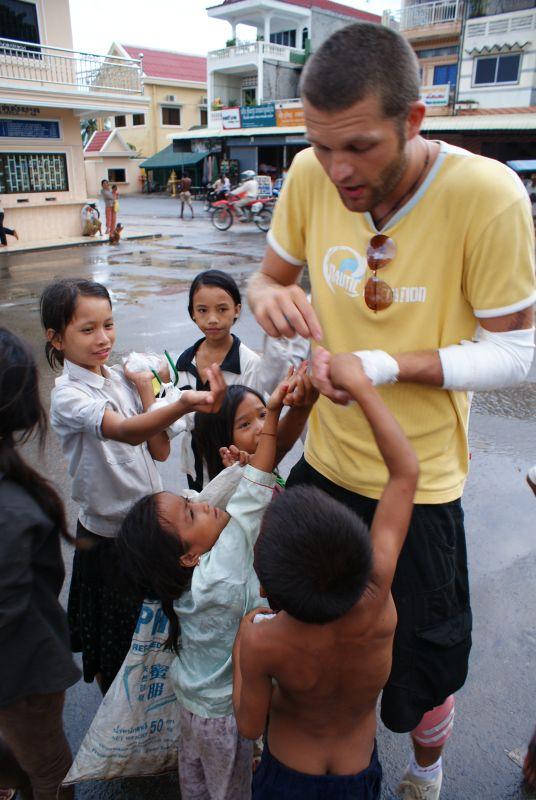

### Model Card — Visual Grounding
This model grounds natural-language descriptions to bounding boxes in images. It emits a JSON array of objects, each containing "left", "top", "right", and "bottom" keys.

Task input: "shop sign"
[
  {"left": 0, "top": 105, "right": 40, "bottom": 116},
  {"left": 222, "top": 107, "right": 241, "bottom": 130},
  {"left": 257, "top": 175, "right": 273, "bottom": 197},
  {"left": 240, "top": 103, "right": 276, "bottom": 128},
  {"left": 420, "top": 85, "right": 450, "bottom": 107},
  {"left": 0, "top": 118, "right": 60, "bottom": 138},
  {"left": 275, "top": 101, "right": 305, "bottom": 127}
]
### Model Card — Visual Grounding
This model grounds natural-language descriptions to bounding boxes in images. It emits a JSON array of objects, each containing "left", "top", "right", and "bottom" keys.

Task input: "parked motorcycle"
[{"left": 210, "top": 197, "right": 272, "bottom": 232}]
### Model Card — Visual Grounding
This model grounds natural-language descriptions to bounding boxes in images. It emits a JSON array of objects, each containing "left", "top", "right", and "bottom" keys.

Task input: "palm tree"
[{"left": 80, "top": 118, "right": 98, "bottom": 146}]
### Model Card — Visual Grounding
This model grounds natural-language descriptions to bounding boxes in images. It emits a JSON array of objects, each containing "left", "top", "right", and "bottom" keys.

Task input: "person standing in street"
[
  {"left": 100, "top": 179, "right": 116, "bottom": 234},
  {"left": 0, "top": 200, "right": 18, "bottom": 247},
  {"left": 179, "top": 175, "right": 194, "bottom": 219},
  {"left": 247, "top": 22, "right": 535, "bottom": 800}
]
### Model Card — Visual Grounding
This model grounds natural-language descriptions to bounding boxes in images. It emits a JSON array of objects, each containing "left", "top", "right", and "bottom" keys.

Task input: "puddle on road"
[{"left": 472, "top": 383, "right": 536, "bottom": 421}]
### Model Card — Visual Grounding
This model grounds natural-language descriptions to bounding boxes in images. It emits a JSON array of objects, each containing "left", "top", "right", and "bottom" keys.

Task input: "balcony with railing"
[
  {"left": 384, "top": 0, "right": 464, "bottom": 39},
  {"left": 208, "top": 40, "right": 306, "bottom": 70},
  {"left": 0, "top": 38, "right": 143, "bottom": 95}
]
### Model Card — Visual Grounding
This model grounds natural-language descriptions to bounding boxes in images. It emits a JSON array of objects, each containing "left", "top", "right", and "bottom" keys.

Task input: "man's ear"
[
  {"left": 47, "top": 329, "right": 63, "bottom": 353},
  {"left": 179, "top": 551, "right": 200, "bottom": 569}
]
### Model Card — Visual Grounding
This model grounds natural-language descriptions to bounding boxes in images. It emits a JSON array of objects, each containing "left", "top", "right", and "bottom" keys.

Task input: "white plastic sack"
[
  {"left": 63, "top": 466, "right": 244, "bottom": 784},
  {"left": 123, "top": 351, "right": 163, "bottom": 375},
  {"left": 64, "top": 600, "right": 179, "bottom": 783}
]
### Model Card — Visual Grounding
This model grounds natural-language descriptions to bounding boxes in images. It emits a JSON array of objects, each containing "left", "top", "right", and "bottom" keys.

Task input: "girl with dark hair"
[
  {"left": 0, "top": 328, "right": 80, "bottom": 800},
  {"left": 167, "top": 269, "right": 264, "bottom": 491},
  {"left": 116, "top": 378, "right": 292, "bottom": 800},
  {"left": 193, "top": 367, "right": 317, "bottom": 485},
  {"left": 40, "top": 278, "right": 226, "bottom": 693}
]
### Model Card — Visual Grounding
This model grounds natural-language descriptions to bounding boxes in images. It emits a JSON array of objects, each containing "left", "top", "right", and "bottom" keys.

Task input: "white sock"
[{"left": 408, "top": 754, "right": 442, "bottom": 782}]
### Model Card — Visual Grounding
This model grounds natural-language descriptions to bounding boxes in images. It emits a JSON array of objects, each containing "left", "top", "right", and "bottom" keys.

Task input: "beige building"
[
  {"left": 84, "top": 129, "right": 144, "bottom": 196},
  {"left": 0, "top": 0, "right": 148, "bottom": 243},
  {"left": 107, "top": 44, "right": 207, "bottom": 158}
]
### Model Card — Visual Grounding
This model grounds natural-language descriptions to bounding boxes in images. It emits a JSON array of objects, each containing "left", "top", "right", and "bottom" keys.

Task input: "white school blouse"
[
  {"left": 165, "top": 335, "right": 263, "bottom": 486},
  {"left": 50, "top": 360, "right": 162, "bottom": 537}
]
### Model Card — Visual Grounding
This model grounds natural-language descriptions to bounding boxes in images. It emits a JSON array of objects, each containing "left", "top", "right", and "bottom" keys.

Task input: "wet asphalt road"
[{"left": 0, "top": 195, "right": 535, "bottom": 800}]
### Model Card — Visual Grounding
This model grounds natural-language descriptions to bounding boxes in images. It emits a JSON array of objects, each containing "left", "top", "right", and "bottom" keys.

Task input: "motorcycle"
[{"left": 210, "top": 197, "right": 272, "bottom": 232}]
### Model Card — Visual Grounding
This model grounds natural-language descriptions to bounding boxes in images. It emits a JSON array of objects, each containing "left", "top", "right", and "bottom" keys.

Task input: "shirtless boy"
[{"left": 232, "top": 352, "right": 419, "bottom": 799}]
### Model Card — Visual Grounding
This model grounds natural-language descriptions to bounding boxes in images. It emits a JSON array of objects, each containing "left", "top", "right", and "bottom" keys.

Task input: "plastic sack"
[
  {"left": 123, "top": 351, "right": 163, "bottom": 374},
  {"left": 63, "top": 600, "right": 179, "bottom": 783},
  {"left": 63, "top": 466, "right": 244, "bottom": 784}
]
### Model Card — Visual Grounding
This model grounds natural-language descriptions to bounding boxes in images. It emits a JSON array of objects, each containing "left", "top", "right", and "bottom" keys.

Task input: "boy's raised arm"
[{"left": 323, "top": 350, "right": 419, "bottom": 591}]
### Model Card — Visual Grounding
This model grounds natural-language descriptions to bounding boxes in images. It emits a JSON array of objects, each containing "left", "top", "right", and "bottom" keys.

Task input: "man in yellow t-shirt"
[{"left": 248, "top": 22, "right": 535, "bottom": 800}]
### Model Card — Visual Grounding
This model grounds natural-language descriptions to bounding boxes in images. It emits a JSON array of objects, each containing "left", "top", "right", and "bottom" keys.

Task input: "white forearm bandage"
[
  {"left": 438, "top": 326, "right": 535, "bottom": 391},
  {"left": 352, "top": 350, "right": 400, "bottom": 386}
]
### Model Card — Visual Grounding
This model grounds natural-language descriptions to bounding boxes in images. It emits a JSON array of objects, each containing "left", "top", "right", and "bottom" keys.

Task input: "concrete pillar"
[
  {"left": 264, "top": 15, "right": 271, "bottom": 42},
  {"left": 257, "top": 58, "right": 264, "bottom": 104},
  {"left": 231, "top": 22, "right": 237, "bottom": 40}
]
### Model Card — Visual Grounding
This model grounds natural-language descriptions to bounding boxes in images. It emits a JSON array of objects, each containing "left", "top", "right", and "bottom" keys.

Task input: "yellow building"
[
  {"left": 0, "top": 0, "right": 148, "bottom": 243},
  {"left": 107, "top": 44, "right": 207, "bottom": 158}
]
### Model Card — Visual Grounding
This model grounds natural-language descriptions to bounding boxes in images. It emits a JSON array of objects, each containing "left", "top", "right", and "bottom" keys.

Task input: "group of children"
[{"left": 1, "top": 267, "right": 422, "bottom": 800}]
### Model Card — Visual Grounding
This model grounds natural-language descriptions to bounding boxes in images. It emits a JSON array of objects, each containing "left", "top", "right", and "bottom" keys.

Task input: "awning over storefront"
[
  {"left": 422, "top": 113, "right": 536, "bottom": 132},
  {"left": 139, "top": 146, "right": 208, "bottom": 170}
]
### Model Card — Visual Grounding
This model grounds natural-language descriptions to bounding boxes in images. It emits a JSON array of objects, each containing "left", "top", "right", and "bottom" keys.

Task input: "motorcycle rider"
[{"left": 230, "top": 170, "right": 259, "bottom": 221}]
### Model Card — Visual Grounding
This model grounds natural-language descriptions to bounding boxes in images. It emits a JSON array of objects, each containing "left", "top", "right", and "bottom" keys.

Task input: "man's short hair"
[
  {"left": 255, "top": 486, "right": 373, "bottom": 624},
  {"left": 300, "top": 22, "right": 420, "bottom": 119}
]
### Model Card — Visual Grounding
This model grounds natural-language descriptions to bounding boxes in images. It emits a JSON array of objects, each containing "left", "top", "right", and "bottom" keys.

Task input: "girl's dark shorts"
[
  {"left": 67, "top": 521, "right": 142, "bottom": 694},
  {"left": 286, "top": 457, "right": 473, "bottom": 733}
]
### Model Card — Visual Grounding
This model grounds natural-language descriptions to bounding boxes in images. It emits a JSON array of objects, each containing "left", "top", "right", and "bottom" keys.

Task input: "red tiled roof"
[
  {"left": 120, "top": 44, "right": 207, "bottom": 83},
  {"left": 84, "top": 130, "right": 112, "bottom": 153},
  {"left": 221, "top": 0, "right": 380, "bottom": 24}
]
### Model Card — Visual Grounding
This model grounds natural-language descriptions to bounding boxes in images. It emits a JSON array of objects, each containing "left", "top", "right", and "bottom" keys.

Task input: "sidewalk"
[{"left": 0, "top": 228, "right": 161, "bottom": 256}]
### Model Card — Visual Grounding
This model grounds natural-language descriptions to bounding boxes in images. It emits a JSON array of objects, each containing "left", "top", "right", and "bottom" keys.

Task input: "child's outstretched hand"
[
  {"left": 329, "top": 352, "right": 371, "bottom": 395},
  {"left": 181, "top": 364, "right": 226, "bottom": 413},
  {"left": 282, "top": 362, "right": 319, "bottom": 409},
  {"left": 312, "top": 347, "right": 352, "bottom": 405},
  {"left": 219, "top": 445, "right": 251, "bottom": 469}
]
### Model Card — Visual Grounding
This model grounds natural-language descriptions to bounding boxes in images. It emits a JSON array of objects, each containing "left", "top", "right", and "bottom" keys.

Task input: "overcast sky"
[{"left": 69, "top": 0, "right": 400, "bottom": 57}]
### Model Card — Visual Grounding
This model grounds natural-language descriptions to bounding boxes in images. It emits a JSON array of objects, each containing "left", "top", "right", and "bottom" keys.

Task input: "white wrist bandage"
[
  {"left": 439, "top": 326, "right": 535, "bottom": 391},
  {"left": 352, "top": 350, "right": 400, "bottom": 386}
]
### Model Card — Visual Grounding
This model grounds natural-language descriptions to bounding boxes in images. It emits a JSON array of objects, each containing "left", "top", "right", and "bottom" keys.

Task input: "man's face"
[{"left": 303, "top": 94, "right": 410, "bottom": 214}]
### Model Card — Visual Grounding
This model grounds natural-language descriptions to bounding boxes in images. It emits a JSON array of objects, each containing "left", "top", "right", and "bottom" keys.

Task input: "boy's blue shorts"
[{"left": 252, "top": 739, "right": 382, "bottom": 799}]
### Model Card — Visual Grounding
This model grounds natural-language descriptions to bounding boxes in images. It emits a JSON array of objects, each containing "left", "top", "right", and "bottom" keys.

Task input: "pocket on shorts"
[{"left": 416, "top": 606, "right": 472, "bottom": 648}]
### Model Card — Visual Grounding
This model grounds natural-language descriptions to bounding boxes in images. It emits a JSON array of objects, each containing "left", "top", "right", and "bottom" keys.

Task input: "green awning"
[{"left": 139, "top": 146, "right": 208, "bottom": 170}]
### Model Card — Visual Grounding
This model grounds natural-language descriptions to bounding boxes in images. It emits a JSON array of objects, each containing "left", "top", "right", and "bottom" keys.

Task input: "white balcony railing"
[
  {"left": 208, "top": 40, "right": 304, "bottom": 64},
  {"left": 387, "top": 0, "right": 463, "bottom": 30},
  {"left": 0, "top": 38, "right": 142, "bottom": 94}
]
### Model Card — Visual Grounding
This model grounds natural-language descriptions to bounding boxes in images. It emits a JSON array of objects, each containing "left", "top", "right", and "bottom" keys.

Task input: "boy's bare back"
[{"left": 249, "top": 582, "right": 397, "bottom": 775}]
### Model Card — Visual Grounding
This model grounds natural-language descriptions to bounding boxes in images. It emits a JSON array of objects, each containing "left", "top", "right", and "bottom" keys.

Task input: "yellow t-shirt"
[{"left": 269, "top": 143, "right": 536, "bottom": 504}]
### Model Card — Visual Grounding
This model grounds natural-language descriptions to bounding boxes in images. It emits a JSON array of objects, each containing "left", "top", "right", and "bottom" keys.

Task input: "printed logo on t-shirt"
[{"left": 322, "top": 245, "right": 427, "bottom": 304}]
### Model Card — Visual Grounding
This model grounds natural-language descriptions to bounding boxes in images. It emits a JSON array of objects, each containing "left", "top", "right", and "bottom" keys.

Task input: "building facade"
[
  {"left": 107, "top": 44, "right": 207, "bottom": 158},
  {"left": 0, "top": 0, "right": 147, "bottom": 242},
  {"left": 171, "top": 0, "right": 380, "bottom": 179},
  {"left": 84, "top": 129, "right": 144, "bottom": 197}
]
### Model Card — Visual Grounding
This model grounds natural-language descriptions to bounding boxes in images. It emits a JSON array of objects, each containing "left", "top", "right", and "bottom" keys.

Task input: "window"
[
  {"left": 0, "top": 152, "right": 68, "bottom": 193},
  {"left": 416, "top": 45, "right": 459, "bottom": 59},
  {"left": 107, "top": 168, "right": 126, "bottom": 183},
  {"left": 0, "top": 0, "right": 40, "bottom": 51},
  {"left": 114, "top": 115, "right": 127, "bottom": 128},
  {"left": 162, "top": 106, "right": 181, "bottom": 125},
  {"left": 474, "top": 54, "right": 520, "bottom": 85},
  {"left": 200, "top": 108, "right": 208, "bottom": 126},
  {"left": 270, "top": 29, "right": 296, "bottom": 47},
  {"left": 132, "top": 113, "right": 145, "bottom": 126},
  {"left": 242, "top": 87, "right": 256, "bottom": 106},
  {"left": 433, "top": 64, "right": 457, "bottom": 86}
]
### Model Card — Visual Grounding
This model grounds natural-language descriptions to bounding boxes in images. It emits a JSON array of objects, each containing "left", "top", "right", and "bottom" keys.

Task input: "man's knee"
[{"left": 411, "top": 695, "right": 455, "bottom": 748}]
